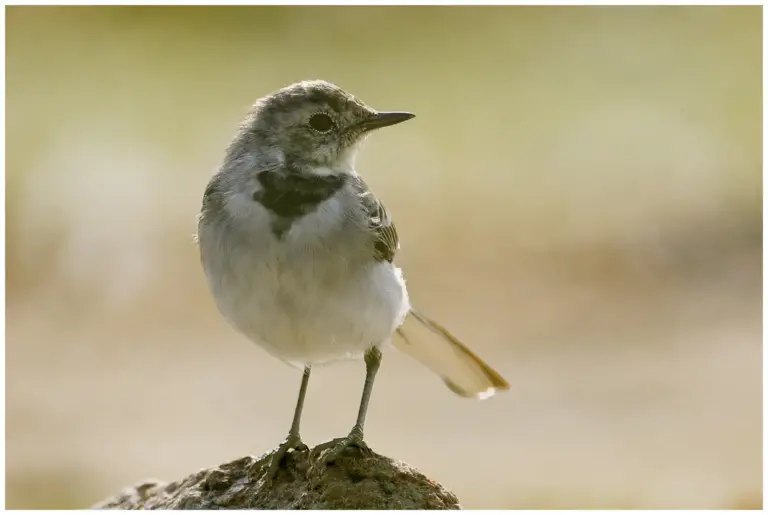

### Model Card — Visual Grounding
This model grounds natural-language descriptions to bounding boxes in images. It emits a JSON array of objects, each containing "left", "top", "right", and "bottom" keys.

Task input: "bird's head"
[{"left": 230, "top": 80, "right": 414, "bottom": 174}]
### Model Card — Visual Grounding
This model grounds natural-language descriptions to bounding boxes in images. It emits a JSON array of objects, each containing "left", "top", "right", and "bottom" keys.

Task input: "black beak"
[{"left": 359, "top": 111, "right": 415, "bottom": 132}]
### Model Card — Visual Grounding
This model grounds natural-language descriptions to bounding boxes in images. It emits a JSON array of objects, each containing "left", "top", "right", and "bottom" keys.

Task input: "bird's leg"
[
  {"left": 266, "top": 366, "right": 311, "bottom": 481},
  {"left": 320, "top": 347, "right": 382, "bottom": 463}
]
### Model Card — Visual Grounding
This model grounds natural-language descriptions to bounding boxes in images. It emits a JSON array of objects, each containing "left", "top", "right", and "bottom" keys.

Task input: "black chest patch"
[{"left": 253, "top": 169, "right": 346, "bottom": 238}]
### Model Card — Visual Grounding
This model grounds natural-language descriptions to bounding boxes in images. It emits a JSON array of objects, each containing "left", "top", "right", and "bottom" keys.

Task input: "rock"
[{"left": 91, "top": 441, "right": 461, "bottom": 509}]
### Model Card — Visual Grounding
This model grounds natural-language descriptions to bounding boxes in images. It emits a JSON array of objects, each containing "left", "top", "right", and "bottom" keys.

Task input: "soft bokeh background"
[{"left": 5, "top": 5, "right": 762, "bottom": 509}]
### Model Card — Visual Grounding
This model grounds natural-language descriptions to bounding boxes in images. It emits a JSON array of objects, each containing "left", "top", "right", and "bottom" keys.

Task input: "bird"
[{"left": 196, "top": 79, "right": 510, "bottom": 480}]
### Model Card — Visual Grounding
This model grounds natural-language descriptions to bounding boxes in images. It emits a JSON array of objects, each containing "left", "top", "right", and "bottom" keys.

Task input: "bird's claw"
[
  {"left": 316, "top": 426, "right": 371, "bottom": 465},
  {"left": 264, "top": 433, "right": 307, "bottom": 485}
]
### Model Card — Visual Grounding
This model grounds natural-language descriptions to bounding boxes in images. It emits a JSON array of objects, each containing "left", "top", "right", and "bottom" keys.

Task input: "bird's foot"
[
  {"left": 264, "top": 433, "right": 308, "bottom": 485},
  {"left": 315, "top": 425, "right": 371, "bottom": 465},
  {"left": 307, "top": 427, "right": 372, "bottom": 485}
]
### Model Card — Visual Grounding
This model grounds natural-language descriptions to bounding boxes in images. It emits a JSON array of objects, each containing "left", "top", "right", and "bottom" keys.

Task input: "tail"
[{"left": 393, "top": 309, "right": 510, "bottom": 399}]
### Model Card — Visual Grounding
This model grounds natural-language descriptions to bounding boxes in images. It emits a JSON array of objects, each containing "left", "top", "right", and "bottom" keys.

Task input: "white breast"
[{"left": 198, "top": 187, "right": 411, "bottom": 367}]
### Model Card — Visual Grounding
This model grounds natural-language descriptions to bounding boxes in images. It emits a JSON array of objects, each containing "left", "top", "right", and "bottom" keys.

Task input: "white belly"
[
  {"left": 198, "top": 200, "right": 410, "bottom": 366},
  {"left": 227, "top": 260, "right": 409, "bottom": 366}
]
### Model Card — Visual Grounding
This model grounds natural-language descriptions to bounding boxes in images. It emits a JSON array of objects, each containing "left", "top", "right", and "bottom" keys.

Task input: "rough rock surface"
[{"left": 91, "top": 441, "right": 461, "bottom": 509}]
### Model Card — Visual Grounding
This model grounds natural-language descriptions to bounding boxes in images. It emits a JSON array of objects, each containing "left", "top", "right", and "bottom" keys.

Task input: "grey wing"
[{"left": 353, "top": 177, "right": 399, "bottom": 263}]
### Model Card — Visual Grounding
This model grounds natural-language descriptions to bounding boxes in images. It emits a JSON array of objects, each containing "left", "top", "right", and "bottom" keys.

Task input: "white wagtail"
[{"left": 196, "top": 80, "right": 509, "bottom": 479}]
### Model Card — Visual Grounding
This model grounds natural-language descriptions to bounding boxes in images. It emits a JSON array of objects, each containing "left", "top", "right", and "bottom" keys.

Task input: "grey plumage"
[{"left": 196, "top": 80, "right": 509, "bottom": 480}]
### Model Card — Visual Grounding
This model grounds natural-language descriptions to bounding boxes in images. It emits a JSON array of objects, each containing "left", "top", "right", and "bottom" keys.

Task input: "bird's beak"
[{"left": 358, "top": 111, "right": 415, "bottom": 132}]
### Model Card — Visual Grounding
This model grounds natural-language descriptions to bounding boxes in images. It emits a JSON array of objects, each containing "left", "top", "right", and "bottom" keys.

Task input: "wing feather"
[{"left": 352, "top": 176, "right": 399, "bottom": 263}]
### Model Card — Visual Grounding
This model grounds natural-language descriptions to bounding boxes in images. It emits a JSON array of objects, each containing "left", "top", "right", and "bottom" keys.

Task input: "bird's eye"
[{"left": 309, "top": 113, "right": 334, "bottom": 132}]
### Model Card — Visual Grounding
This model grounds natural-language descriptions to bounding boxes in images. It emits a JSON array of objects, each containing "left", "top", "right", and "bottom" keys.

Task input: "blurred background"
[{"left": 5, "top": 5, "right": 762, "bottom": 509}]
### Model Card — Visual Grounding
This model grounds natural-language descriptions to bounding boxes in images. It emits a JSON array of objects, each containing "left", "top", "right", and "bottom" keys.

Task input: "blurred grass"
[{"left": 5, "top": 5, "right": 762, "bottom": 509}]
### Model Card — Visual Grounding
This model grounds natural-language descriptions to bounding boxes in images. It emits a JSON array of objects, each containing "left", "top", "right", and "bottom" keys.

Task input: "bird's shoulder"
[
  {"left": 348, "top": 175, "right": 399, "bottom": 263},
  {"left": 199, "top": 171, "right": 228, "bottom": 225}
]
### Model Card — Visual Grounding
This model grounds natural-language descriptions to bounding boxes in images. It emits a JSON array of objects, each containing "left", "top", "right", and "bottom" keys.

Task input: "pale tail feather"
[{"left": 393, "top": 309, "right": 510, "bottom": 399}]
